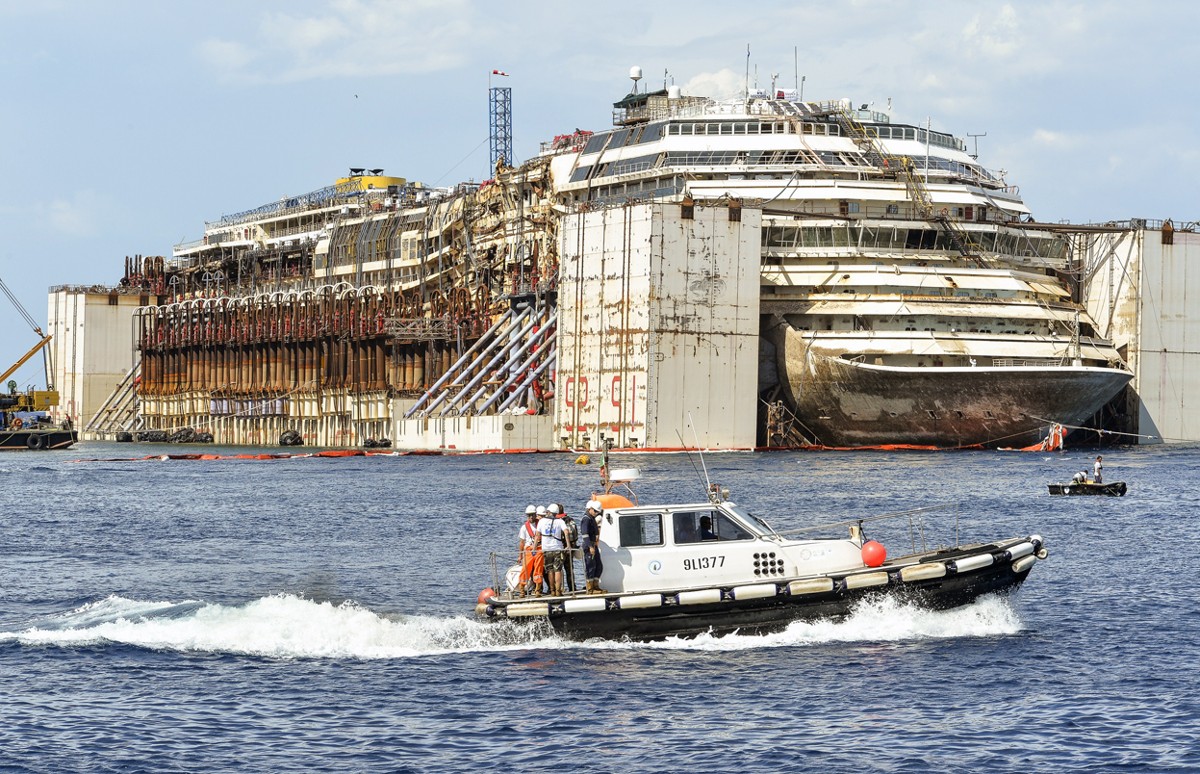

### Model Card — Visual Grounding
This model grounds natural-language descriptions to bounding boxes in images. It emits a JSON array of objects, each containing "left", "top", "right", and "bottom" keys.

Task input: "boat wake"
[
  {"left": 0, "top": 594, "right": 556, "bottom": 658},
  {"left": 0, "top": 593, "right": 1023, "bottom": 658},
  {"left": 634, "top": 594, "right": 1025, "bottom": 651}
]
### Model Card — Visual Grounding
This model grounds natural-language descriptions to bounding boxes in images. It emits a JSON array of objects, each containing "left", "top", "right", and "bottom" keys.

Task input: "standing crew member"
[
  {"left": 516, "top": 505, "right": 541, "bottom": 597},
  {"left": 538, "top": 503, "right": 568, "bottom": 597},
  {"left": 1094, "top": 455, "right": 1103, "bottom": 484},
  {"left": 580, "top": 500, "right": 606, "bottom": 594},
  {"left": 530, "top": 505, "right": 549, "bottom": 595},
  {"left": 554, "top": 504, "right": 579, "bottom": 593}
]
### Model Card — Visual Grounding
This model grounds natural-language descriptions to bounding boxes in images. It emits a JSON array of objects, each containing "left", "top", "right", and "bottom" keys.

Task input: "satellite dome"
[
  {"left": 667, "top": 85, "right": 682, "bottom": 99},
  {"left": 629, "top": 65, "right": 643, "bottom": 81}
]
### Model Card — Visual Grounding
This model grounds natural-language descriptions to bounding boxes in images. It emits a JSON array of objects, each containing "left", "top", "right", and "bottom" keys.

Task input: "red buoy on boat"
[
  {"left": 477, "top": 588, "right": 496, "bottom": 604},
  {"left": 861, "top": 540, "right": 887, "bottom": 567}
]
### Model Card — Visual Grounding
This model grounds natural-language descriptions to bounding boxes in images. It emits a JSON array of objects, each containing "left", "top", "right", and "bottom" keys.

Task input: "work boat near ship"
[
  {"left": 1, "top": 276, "right": 77, "bottom": 451},
  {"left": 476, "top": 461, "right": 1048, "bottom": 641},
  {"left": 555, "top": 80, "right": 1133, "bottom": 447}
]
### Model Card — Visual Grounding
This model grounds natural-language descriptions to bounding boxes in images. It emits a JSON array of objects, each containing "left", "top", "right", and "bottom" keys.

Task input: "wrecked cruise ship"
[{"left": 87, "top": 69, "right": 1130, "bottom": 450}]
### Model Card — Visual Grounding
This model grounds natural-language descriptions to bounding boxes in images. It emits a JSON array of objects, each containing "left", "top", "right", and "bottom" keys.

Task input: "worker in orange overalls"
[{"left": 516, "top": 505, "right": 544, "bottom": 597}]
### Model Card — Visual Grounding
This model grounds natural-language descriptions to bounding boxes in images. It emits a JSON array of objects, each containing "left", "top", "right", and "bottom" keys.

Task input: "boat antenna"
[
  {"left": 688, "top": 412, "right": 713, "bottom": 490},
  {"left": 676, "top": 428, "right": 710, "bottom": 498},
  {"left": 685, "top": 412, "right": 724, "bottom": 503}
]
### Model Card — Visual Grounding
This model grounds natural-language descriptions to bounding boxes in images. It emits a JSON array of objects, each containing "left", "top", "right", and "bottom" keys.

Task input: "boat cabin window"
[
  {"left": 619, "top": 513, "right": 663, "bottom": 547},
  {"left": 672, "top": 510, "right": 754, "bottom": 544}
]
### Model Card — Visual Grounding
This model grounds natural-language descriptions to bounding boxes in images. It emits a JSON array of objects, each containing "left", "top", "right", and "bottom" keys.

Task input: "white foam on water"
[
  {"left": 0, "top": 594, "right": 559, "bottom": 659},
  {"left": 0, "top": 593, "right": 1023, "bottom": 658},
  {"left": 583, "top": 594, "right": 1025, "bottom": 652}
]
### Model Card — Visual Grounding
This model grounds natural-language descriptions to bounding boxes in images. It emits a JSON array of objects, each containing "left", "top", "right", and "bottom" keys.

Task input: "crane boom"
[
  {"left": 1, "top": 334, "right": 52, "bottom": 385},
  {"left": 0, "top": 276, "right": 44, "bottom": 336},
  {"left": 0, "top": 275, "right": 54, "bottom": 390}
]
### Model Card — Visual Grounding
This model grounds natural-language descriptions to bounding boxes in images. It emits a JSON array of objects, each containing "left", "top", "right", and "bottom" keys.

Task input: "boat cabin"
[{"left": 596, "top": 501, "right": 866, "bottom": 594}]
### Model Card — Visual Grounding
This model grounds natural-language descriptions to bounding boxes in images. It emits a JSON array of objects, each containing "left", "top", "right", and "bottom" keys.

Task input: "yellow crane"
[{"left": 0, "top": 276, "right": 58, "bottom": 411}]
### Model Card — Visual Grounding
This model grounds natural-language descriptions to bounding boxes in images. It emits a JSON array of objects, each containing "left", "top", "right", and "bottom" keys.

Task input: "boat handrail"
[
  {"left": 771, "top": 501, "right": 962, "bottom": 549},
  {"left": 487, "top": 547, "right": 586, "bottom": 596}
]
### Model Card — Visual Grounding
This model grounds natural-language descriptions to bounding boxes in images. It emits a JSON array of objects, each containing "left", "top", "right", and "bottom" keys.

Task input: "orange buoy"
[
  {"left": 477, "top": 588, "right": 496, "bottom": 604},
  {"left": 861, "top": 540, "right": 887, "bottom": 567}
]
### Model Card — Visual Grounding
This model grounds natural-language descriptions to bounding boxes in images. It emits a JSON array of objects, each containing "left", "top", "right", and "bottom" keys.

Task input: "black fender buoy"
[
  {"left": 169, "top": 427, "right": 196, "bottom": 443},
  {"left": 26, "top": 433, "right": 47, "bottom": 450}
]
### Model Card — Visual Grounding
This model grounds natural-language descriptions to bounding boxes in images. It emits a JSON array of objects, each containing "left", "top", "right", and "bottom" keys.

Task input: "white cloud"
[
  {"left": 199, "top": 0, "right": 479, "bottom": 83},
  {"left": 681, "top": 69, "right": 745, "bottom": 101},
  {"left": 962, "top": 4, "right": 1023, "bottom": 60},
  {"left": 38, "top": 190, "right": 107, "bottom": 238},
  {"left": 197, "top": 39, "right": 259, "bottom": 76},
  {"left": 1032, "top": 128, "right": 1071, "bottom": 147}
]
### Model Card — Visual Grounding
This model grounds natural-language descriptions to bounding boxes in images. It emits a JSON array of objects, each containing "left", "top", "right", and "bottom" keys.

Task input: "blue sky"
[{"left": 1, "top": 0, "right": 1196, "bottom": 385}]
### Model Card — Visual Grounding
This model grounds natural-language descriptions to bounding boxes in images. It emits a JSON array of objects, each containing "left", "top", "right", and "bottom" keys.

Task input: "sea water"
[{"left": 1, "top": 443, "right": 1198, "bottom": 772}]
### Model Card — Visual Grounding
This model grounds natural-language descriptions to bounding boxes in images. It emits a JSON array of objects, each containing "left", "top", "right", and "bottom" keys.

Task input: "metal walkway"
[
  {"left": 83, "top": 358, "right": 142, "bottom": 439},
  {"left": 405, "top": 299, "right": 557, "bottom": 418}
]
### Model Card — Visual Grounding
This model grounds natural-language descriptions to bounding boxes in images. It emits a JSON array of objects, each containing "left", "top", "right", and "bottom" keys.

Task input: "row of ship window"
[
  {"left": 581, "top": 120, "right": 964, "bottom": 152},
  {"left": 569, "top": 150, "right": 990, "bottom": 184},
  {"left": 761, "top": 225, "right": 1069, "bottom": 260}
]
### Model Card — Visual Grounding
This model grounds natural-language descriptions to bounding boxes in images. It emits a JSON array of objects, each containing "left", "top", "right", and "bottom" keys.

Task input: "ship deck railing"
[{"left": 991, "top": 357, "right": 1071, "bottom": 368}]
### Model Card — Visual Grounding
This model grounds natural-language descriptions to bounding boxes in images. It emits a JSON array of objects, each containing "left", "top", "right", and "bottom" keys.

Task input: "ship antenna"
[{"left": 744, "top": 43, "right": 750, "bottom": 100}]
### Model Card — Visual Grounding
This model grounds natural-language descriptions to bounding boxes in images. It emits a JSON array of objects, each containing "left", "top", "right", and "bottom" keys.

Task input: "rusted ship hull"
[{"left": 777, "top": 346, "right": 1132, "bottom": 448}]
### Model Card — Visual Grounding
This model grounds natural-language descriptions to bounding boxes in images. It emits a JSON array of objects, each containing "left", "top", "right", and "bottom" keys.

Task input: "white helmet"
[
  {"left": 586, "top": 500, "right": 602, "bottom": 511},
  {"left": 525, "top": 505, "right": 536, "bottom": 515},
  {"left": 548, "top": 503, "right": 562, "bottom": 515},
  {"left": 536, "top": 505, "right": 547, "bottom": 516}
]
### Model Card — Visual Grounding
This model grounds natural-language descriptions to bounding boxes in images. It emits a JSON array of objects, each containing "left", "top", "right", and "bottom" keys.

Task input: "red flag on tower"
[{"left": 492, "top": 69, "right": 509, "bottom": 76}]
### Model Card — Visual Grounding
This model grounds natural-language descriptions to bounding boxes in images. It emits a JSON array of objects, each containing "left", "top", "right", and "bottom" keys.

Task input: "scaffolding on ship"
[{"left": 91, "top": 155, "right": 563, "bottom": 447}]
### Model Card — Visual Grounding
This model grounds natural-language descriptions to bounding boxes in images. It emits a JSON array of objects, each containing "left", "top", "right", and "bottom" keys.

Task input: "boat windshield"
[{"left": 727, "top": 505, "right": 779, "bottom": 537}]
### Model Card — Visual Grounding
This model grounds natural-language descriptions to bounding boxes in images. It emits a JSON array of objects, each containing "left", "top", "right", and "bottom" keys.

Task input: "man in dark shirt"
[{"left": 580, "top": 500, "right": 605, "bottom": 594}]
